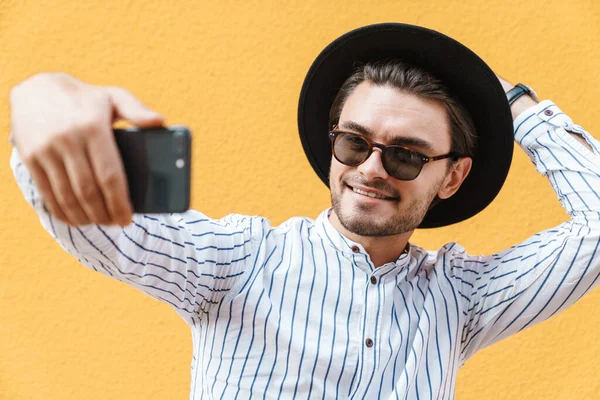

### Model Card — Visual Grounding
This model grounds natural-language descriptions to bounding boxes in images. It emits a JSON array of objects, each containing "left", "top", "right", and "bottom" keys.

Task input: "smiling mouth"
[{"left": 347, "top": 185, "right": 399, "bottom": 201}]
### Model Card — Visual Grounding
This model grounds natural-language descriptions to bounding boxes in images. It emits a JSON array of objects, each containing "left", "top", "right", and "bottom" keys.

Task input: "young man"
[{"left": 9, "top": 23, "right": 600, "bottom": 399}]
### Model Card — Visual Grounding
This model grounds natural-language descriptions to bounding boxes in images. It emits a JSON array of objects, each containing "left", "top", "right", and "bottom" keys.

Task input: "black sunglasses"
[{"left": 329, "top": 130, "right": 461, "bottom": 181}]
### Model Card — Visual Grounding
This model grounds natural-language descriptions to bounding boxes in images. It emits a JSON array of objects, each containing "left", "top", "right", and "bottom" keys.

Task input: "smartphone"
[{"left": 113, "top": 125, "right": 191, "bottom": 214}]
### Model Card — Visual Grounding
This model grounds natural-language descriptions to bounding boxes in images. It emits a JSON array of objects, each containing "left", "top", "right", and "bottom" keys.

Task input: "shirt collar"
[{"left": 315, "top": 208, "right": 412, "bottom": 272}]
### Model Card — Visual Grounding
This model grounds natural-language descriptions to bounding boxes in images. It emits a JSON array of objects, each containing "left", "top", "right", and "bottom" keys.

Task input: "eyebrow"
[{"left": 339, "top": 120, "right": 435, "bottom": 153}]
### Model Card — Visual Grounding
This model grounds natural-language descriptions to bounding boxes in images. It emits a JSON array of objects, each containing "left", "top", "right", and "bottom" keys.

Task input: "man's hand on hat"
[{"left": 496, "top": 76, "right": 538, "bottom": 121}]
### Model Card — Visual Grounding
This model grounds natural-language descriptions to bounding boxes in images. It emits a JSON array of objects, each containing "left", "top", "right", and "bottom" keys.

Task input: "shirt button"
[
  {"left": 544, "top": 109, "right": 554, "bottom": 116},
  {"left": 370, "top": 276, "right": 377, "bottom": 284},
  {"left": 351, "top": 246, "right": 360, "bottom": 253},
  {"left": 365, "top": 338, "right": 374, "bottom": 347}
]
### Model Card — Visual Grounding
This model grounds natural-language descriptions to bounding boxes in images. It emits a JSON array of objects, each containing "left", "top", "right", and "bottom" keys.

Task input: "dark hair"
[{"left": 329, "top": 60, "right": 477, "bottom": 159}]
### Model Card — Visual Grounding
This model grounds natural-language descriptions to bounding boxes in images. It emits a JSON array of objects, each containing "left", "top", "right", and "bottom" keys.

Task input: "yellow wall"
[{"left": 1, "top": 1, "right": 599, "bottom": 399}]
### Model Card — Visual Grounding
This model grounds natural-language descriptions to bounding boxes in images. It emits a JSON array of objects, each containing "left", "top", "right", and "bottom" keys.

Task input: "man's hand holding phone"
[{"left": 10, "top": 72, "right": 165, "bottom": 227}]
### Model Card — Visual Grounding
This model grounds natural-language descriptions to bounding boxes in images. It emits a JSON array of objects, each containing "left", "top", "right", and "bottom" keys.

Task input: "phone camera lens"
[{"left": 175, "top": 137, "right": 185, "bottom": 154}]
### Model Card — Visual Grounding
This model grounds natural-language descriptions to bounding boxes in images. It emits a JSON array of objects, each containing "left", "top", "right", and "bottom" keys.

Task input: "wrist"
[
  {"left": 510, "top": 95, "right": 538, "bottom": 120},
  {"left": 500, "top": 80, "right": 540, "bottom": 121}
]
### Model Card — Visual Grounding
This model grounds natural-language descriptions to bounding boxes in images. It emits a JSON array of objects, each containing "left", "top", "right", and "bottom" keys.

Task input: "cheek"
[
  {"left": 412, "top": 164, "right": 447, "bottom": 191},
  {"left": 399, "top": 178, "right": 438, "bottom": 203},
  {"left": 329, "top": 159, "right": 347, "bottom": 186}
]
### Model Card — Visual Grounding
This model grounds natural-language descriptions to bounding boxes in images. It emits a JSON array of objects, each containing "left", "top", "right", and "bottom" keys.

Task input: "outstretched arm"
[{"left": 9, "top": 73, "right": 271, "bottom": 326}]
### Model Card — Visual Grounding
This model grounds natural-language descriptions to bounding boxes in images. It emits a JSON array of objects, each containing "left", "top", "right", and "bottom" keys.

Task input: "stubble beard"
[{"left": 330, "top": 177, "right": 443, "bottom": 237}]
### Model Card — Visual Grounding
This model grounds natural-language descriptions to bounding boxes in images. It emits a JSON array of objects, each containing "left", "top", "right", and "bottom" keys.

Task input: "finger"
[
  {"left": 105, "top": 87, "right": 165, "bottom": 128},
  {"left": 37, "top": 149, "right": 90, "bottom": 226},
  {"left": 63, "top": 147, "right": 112, "bottom": 225},
  {"left": 86, "top": 131, "right": 133, "bottom": 226},
  {"left": 25, "top": 156, "right": 72, "bottom": 225}
]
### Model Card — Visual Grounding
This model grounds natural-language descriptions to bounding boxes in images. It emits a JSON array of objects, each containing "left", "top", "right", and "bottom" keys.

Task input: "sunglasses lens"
[
  {"left": 334, "top": 133, "right": 370, "bottom": 166},
  {"left": 383, "top": 147, "right": 423, "bottom": 180},
  {"left": 332, "top": 132, "right": 426, "bottom": 180}
]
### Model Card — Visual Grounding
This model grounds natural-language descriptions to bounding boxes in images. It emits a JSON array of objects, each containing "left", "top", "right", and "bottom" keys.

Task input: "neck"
[{"left": 328, "top": 209, "right": 413, "bottom": 268}]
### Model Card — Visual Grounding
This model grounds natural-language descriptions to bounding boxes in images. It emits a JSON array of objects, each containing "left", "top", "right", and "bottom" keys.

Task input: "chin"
[
  {"left": 334, "top": 199, "right": 412, "bottom": 237},
  {"left": 332, "top": 188, "right": 427, "bottom": 237},
  {"left": 340, "top": 210, "right": 404, "bottom": 237}
]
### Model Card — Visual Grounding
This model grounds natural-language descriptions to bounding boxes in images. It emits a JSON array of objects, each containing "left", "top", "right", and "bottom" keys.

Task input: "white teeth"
[{"left": 352, "top": 187, "right": 388, "bottom": 199}]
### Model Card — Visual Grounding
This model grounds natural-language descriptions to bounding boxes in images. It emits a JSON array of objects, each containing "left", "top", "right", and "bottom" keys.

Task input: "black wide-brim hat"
[{"left": 297, "top": 23, "right": 514, "bottom": 228}]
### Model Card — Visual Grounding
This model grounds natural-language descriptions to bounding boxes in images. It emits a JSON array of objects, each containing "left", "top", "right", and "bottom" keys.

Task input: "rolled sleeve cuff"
[{"left": 513, "top": 100, "right": 574, "bottom": 147}]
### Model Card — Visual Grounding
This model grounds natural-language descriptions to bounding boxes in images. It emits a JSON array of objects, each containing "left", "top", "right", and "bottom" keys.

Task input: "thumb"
[{"left": 105, "top": 86, "right": 165, "bottom": 128}]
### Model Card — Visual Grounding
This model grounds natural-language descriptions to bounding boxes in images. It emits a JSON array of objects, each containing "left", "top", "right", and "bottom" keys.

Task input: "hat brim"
[{"left": 297, "top": 23, "right": 514, "bottom": 228}]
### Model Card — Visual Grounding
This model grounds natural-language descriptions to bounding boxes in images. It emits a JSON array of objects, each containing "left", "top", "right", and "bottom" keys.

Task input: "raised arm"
[
  {"left": 9, "top": 73, "right": 270, "bottom": 325},
  {"left": 457, "top": 84, "right": 600, "bottom": 361}
]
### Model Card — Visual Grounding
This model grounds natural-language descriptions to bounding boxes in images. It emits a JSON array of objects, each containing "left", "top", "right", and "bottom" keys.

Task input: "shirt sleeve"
[
  {"left": 10, "top": 148, "right": 271, "bottom": 326},
  {"left": 457, "top": 100, "right": 600, "bottom": 362}
]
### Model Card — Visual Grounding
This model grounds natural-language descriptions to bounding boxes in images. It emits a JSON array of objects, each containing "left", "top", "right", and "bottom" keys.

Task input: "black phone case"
[{"left": 113, "top": 126, "right": 191, "bottom": 214}]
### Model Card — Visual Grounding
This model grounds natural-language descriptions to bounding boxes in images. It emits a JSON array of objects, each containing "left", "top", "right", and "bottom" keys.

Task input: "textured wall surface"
[{"left": 1, "top": 1, "right": 599, "bottom": 399}]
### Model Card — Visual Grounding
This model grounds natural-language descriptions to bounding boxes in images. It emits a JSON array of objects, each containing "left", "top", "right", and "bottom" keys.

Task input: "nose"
[{"left": 356, "top": 148, "right": 389, "bottom": 180}]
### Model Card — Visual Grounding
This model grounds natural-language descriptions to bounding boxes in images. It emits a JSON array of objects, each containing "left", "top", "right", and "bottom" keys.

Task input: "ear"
[{"left": 437, "top": 157, "right": 472, "bottom": 199}]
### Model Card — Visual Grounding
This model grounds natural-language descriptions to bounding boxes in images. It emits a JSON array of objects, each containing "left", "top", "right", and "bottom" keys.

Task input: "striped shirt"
[{"left": 10, "top": 100, "right": 600, "bottom": 399}]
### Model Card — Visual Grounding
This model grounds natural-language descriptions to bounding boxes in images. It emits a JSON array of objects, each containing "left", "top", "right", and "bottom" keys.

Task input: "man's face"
[{"left": 330, "top": 81, "right": 465, "bottom": 237}]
